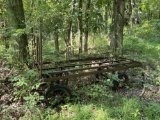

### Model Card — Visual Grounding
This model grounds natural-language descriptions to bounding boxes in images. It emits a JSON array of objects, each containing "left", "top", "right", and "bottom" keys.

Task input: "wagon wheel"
[
  {"left": 45, "top": 85, "right": 71, "bottom": 107},
  {"left": 96, "top": 68, "right": 108, "bottom": 79},
  {"left": 118, "top": 73, "right": 129, "bottom": 84},
  {"left": 112, "top": 73, "right": 129, "bottom": 91}
]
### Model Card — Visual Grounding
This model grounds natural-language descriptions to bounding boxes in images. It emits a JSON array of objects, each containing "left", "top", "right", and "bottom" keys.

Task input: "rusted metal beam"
[
  {"left": 39, "top": 18, "right": 43, "bottom": 78},
  {"left": 41, "top": 56, "right": 120, "bottom": 65},
  {"left": 43, "top": 61, "right": 142, "bottom": 82},
  {"left": 42, "top": 60, "right": 140, "bottom": 74},
  {"left": 41, "top": 58, "right": 129, "bottom": 70}
]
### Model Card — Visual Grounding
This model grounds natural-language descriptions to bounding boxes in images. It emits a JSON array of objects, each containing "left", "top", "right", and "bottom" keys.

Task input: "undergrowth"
[
  {"left": 0, "top": 20, "right": 160, "bottom": 120},
  {"left": 2, "top": 95, "right": 160, "bottom": 120}
]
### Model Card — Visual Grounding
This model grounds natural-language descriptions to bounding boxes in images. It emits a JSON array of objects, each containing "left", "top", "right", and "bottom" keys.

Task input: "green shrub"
[
  {"left": 10, "top": 70, "right": 42, "bottom": 102},
  {"left": 144, "top": 102, "right": 160, "bottom": 120},
  {"left": 122, "top": 98, "right": 141, "bottom": 120}
]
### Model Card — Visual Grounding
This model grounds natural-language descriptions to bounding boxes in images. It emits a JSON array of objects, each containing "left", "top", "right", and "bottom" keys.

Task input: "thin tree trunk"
[
  {"left": 69, "top": 0, "right": 75, "bottom": 47},
  {"left": 129, "top": 0, "right": 134, "bottom": 34},
  {"left": 66, "top": 20, "right": 72, "bottom": 58},
  {"left": 55, "top": 27, "right": 59, "bottom": 52},
  {"left": 104, "top": 5, "right": 109, "bottom": 34},
  {"left": 92, "top": 33, "right": 95, "bottom": 48},
  {"left": 39, "top": 18, "right": 43, "bottom": 78},
  {"left": 78, "top": 0, "right": 83, "bottom": 54},
  {"left": 84, "top": 0, "right": 91, "bottom": 53},
  {"left": 67, "top": 0, "right": 75, "bottom": 58},
  {"left": 132, "top": 0, "right": 141, "bottom": 24}
]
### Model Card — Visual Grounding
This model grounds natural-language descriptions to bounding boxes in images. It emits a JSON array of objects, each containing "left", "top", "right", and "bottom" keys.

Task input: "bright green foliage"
[
  {"left": 140, "top": 0, "right": 160, "bottom": 19},
  {"left": 144, "top": 102, "right": 160, "bottom": 120},
  {"left": 10, "top": 70, "right": 42, "bottom": 101},
  {"left": 124, "top": 21, "right": 160, "bottom": 61}
]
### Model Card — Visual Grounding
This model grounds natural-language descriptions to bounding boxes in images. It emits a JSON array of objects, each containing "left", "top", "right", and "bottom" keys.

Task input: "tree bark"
[
  {"left": 109, "top": 0, "right": 126, "bottom": 56},
  {"left": 55, "top": 26, "right": 59, "bottom": 52},
  {"left": 6, "top": 0, "right": 28, "bottom": 63},
  {"left": 66, "top": 0, "right": 75, "bottom": 58},
  {"left": 104, "top": 5, "right": 108, "bottom": 34},
  {"left": 68, "top": 0, "right": 75, "bottom": 47},
  {"left": 84, "top": 0, "right": 91, "bottom": 53},
  {"left": 78, "top": 0, "right": 83, "bottom": 54},
  {"left": 132, "top": 0, "right": 141, "bottom": 24},
  {"left": 128, "top": 0, "right": 134, "bottom": 34}
]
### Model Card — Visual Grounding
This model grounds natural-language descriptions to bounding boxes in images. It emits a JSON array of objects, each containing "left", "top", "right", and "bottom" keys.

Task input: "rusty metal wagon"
[{"left": 32, "top": 36, "right": 142, "bottom": 107}]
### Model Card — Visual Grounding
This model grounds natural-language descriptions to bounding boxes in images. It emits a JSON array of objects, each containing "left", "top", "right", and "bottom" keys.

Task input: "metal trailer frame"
[{"left": 32, "top": 34, "right": 142, "bottom": 107}]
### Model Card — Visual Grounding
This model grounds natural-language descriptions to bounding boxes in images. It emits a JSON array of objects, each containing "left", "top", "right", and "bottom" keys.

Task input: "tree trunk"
[
  {"left": 6, "top": 0, "right": 28, "bottom": 63},
  {"left": 39, "top": 18, "right": 43, "bottom": 78},
  {"left": 128, "top": 0, "right": 134, "bottom": 34},
  {"left": 78, "top": 0, "right": 83, "bottom": 54},
  {"left": 92, "top": 33, "right": 95, "bottom": 48},
  {"left": 66, "top": 0, "right": 75, "bottom": 58},
  {"left": 109, "top": 0, "right": 126, "bottom": 56},
  {"left": 147, "top": 9, "right": 152, "bottom": 21},
  {"left": 104, "top": 5, "right": 109, "bottom": 34},
  {"left": 55, "top": 27, "right": 59, "bottom": 52},
  {"left": 84, "top": 0, "right": 91, "bottom": 53},
  {"left": 68, "top": 0, "right": 75, "bottom": 47},
  {"left": 122, "top": 0, "right": 133, "bottom": 34},
  {"left": 132, "top": 0, "right": 141, "bottom": 24}
]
